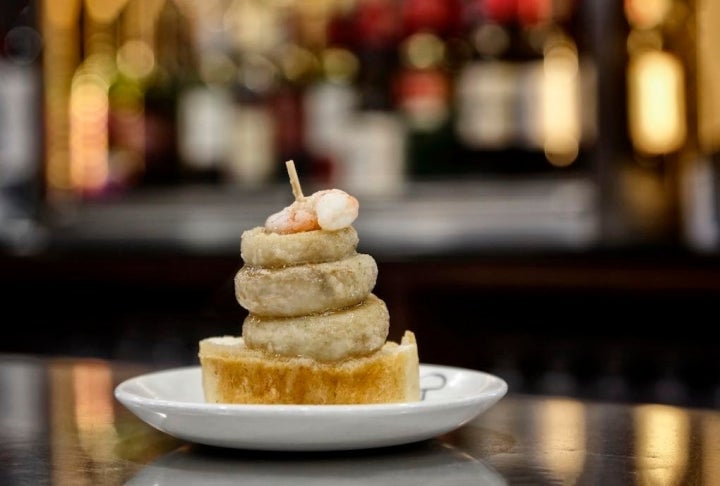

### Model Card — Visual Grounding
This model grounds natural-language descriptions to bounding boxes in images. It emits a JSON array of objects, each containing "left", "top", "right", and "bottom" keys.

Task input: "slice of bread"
[{"left": 199, "top": 331, "right": 420, "bottom": 405}]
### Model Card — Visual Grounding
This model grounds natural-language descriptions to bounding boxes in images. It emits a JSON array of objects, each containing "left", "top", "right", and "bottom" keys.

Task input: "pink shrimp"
[{"left": 265, "top": 189, "right": 359, "bottom": 234}]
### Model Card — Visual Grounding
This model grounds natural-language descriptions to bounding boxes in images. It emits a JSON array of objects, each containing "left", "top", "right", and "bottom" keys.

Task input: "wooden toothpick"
[{"left": 285, "top": 160, "right": 305, "bottom": 201}]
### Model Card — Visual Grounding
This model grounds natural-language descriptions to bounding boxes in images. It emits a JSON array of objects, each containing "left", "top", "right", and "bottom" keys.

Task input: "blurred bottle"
[
  {"left": 271, "top": 1, "right": 323, "bottom": 184},
  {"left": 107, "top": 72, "right": 145, "bottom": 192},
  {"left": 176, "top": 68, "right": 232, "bottom": 185},
  {"left": 108, "top": 25, "right": 147, "bottom": 193},
  {"left": 335, "top": 0, "right": 406, "bottom": 197},
  {"left": 455, "top": 0, "right": 591, "bottom": 175},
  {"left": 139, "top": 0, "right": 194, "bottom": 186},
  {"left": 567, "top": 0, "right": 624, "bottom": 243},
  {"left": 0, "top": 0, "right": 44, "bottom": 251},
  {"left": 396, "top": 0, "right": 462, "bottom": 178},
  {"left": 223, "top": 0, "right": 281, "bottom": 188},
  {"left": 63, "top": 0, "right": 120, "bottom": 198},
  {"left": 681, "top": 0, "right": 720, "bottom": 251},
  {"left": 455, "top": 0, "right": 537, "bottom": 173},
  {"left": 175, "top": 4, "right": 233, "bottom": 185},
  {"left": 303, "top": 2, "right": 360, "bottom": 184},
  {"left": 623, "top": 0, "right": 694, "bottom": 243}
]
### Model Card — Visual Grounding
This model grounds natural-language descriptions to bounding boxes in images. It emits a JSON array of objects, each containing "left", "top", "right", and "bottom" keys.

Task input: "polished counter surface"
[{"left": 1, "top": 353, "right": 719, "bottom": 485}]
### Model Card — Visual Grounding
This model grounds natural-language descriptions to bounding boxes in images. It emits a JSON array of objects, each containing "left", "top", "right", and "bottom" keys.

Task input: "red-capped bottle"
[
  {"left": 331, "top": 0, "right": 407, "bottom": 196},
  {"left": 396, "top": 0, "right": 463, "bottom": 177},
  {"left": 454, "top": 0, "right": 592, "bottom": 175}
]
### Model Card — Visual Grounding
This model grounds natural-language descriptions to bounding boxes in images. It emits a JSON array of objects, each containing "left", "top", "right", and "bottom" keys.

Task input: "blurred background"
[{"left": 1, "top": 0, "right": 720, "bottom": 407}]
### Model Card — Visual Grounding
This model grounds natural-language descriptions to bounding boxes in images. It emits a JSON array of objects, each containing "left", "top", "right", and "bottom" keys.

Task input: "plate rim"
[{"left": 114, "top": 363, "right": 508, "bottom": 414}]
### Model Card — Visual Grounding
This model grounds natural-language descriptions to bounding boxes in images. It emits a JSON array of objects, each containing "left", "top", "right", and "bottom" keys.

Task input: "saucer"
[{"left": 115, "top": 364, "right": 507, "bottom": 451}]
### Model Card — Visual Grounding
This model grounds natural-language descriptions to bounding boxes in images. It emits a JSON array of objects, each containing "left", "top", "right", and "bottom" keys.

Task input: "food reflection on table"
[
  {"left": 1, "top": 355, "right": 720, "bottom": 485},
  {"left": 126, "top": 441, "right": 505, "bottom": 486}
]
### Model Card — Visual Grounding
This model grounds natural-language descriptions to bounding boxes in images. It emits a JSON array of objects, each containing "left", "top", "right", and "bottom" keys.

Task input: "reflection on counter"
[
  {"left": 535, "top": 398, "right": 586, "bottom": 485},
  {"left": 634, "top": 404, "right": 690, "bottom": 486},
  {"left": 49, "top": 360, "right": 123, "bottom": 485},
  {"left": 0, "top": 358, "right": 49, "bottom": 486},
  {"left": 127, "top": 442, "right": 505, "bottom": 486}
]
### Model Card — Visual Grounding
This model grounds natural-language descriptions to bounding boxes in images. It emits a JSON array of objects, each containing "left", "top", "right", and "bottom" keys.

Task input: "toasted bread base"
[{"left": 199, "top": 331, "right": 420, "bottom": 405}]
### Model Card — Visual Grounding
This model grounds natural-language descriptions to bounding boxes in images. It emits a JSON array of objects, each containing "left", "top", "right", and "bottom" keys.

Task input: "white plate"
[{"left": 115, "top": 364, "right": 507, "bottom": 451}]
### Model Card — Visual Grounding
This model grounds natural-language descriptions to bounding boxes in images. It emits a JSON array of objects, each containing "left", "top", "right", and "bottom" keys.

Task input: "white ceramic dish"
[{"left": 115, "top": 364, "right": 507, "bottom": 451}]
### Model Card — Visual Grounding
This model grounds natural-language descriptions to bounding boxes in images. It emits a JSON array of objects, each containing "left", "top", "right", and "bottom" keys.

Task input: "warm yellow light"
[
  {"left": 294, "top": 0, "right": 334, "bottom": 47},
  {"left": 542, "top": 44, "right": 580, "bottom": 167},
  {"left": 697, "top": 0, "right": 720, "bottom": 153},
  {"left": 225, "top": 0, "right": 281, "bottom": 54},
  {"left": 121, "top": 0, "right": 166, "bottom": 46},
  {"left": 44, "top": 0, "right": 83, "bottom": 28},
  {"left": 117, "top": 40, "right": 156, "bottom": 79},
  {"left": 73, "top": 362, "right": 118, "bottom": 462},
  {"left": 43, "top": 0, "right": 83, "bottom": 195},
  {"left": 323, "top": 48, "right": 359, "bottom": 83},
  {"left": 83, "top": 53, "right": 117, "bottom": 81},
  {"left": 634, "top": 404, "right": 690, "bottom": 485},
  {"left": 70, "top": 72, "right": 110, "bottom": 193},
  {"left": 85, "top": 0, "right": 131, "bottom": 24},
  {"left": 703, "top": 414, "right": 720, "bottom": 486},
  {"left": 50, "top": 362, "right": 83, "bottom": 485},
  {"left": 625, "top": 0, "right": 672, "bottom": 29},
  {"left": 627, "top": 29, "right": 664, "bottom": 55},
  {"left": 404, "top": 33, "right": 445, "bottom": 70},
  {"left": 280, "top": 44, "right": 319, "bottom": 82},
  {"left": 628, "top": 50, "right": 686, "bottom": 155},
  {"left": 537, "top": 398, "right": 587, "bottom": 484}
]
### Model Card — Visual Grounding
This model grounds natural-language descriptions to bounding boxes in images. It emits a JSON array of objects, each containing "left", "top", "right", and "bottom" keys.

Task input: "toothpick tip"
[{"left": 285, "top": 160, "right": 304, "bottom": 201}]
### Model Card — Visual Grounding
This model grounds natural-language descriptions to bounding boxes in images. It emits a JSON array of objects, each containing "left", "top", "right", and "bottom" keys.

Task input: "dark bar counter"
[{"left": 1, "top": 353, "right": 719, "bottom": 485}]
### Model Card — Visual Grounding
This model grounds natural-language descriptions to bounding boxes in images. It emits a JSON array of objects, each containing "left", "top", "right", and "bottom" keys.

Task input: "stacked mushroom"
[
  {"left": 199, "top": 161, "right": 419, "bottom": 405},
  {"left": 235, "top": 224, "right": 390, "bottom": 363}
]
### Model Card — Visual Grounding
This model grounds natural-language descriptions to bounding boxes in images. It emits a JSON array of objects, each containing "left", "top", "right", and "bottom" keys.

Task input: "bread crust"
[
  {"left": 234, "top": 254, "right": 378, "bottom": 317},
  {"left": 199, "top": 331, "right": 420, "bottom": 405},
  {"left": 241, "top": 226, "right": 359, "bottom": 268}
]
